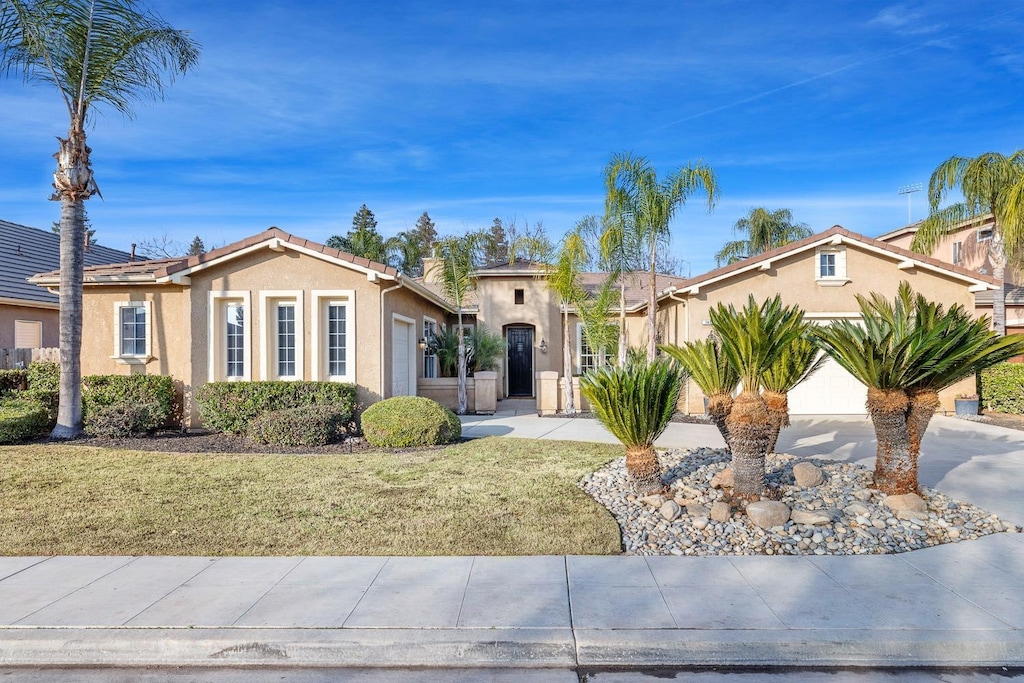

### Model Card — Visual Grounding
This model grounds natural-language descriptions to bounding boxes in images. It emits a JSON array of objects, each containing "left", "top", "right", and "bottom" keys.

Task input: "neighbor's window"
[
  {"left": 276, "top": 303, "right": 296, "bottom": 378},
  {"left": 978, "top": 225, "right": 994, "bottom": 241},
  {"left": 14, "top": 320, "right": 42, "bottom": 349},
  {"left": 514, "top": 288, "right": 525, "bottom": 305},
  {"left": 226, "top": 303, "right": 245, "bottom": 378},
  {"left": 952, "top": 241, "right": 963, "bottom": 265}
]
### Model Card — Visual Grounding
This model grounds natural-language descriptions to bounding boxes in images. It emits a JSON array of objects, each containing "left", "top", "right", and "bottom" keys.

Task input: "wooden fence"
[{"left": 0, "top": 348, "right": 60, "bottom": 370}]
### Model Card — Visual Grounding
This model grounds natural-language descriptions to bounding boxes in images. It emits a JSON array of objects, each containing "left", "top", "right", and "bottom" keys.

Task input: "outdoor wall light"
[
  {"left": 539, "top": 338, "right": 548, "bottom": 353},
  {"left": 417, "top": 337, "right": 427, "bottom": 349}
]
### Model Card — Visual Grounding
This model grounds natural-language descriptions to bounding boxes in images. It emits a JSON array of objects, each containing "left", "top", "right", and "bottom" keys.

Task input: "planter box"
[{"left": 954, "top": 398, "right": 979, "bottom": 417}]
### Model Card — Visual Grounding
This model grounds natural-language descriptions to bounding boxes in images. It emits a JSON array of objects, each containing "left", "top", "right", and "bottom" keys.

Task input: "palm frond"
[{"left": 579, "top": 359, "right": 684, "bottom": 449}]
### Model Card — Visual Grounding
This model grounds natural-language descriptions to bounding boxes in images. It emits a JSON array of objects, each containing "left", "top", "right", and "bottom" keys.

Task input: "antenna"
[{"left": 898, "top": 183, "right": 922, "bottom": 224}]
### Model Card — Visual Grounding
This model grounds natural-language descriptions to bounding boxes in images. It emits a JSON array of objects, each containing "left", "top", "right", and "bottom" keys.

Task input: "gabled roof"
[
  {"left": 31, "top": 227, "right": 455, "bottom": 312},
  {"left": 0, "top": 219, "right": 132, "bottom": 307},
  {"left": 875, "top": 213, "right": 994, "bottom": 243},
  {"left": 652, "top": 225, "right": 998, "bottom": 309}
]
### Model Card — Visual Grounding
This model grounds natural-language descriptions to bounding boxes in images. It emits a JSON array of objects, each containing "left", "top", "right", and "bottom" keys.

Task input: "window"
[
  {"left": 814, "top": 246, "right": 847, "bottom": 285},
  {"left": 225, "top": 304, "right": 245, "bottom": 378},
  {"left": 259, "top": 291, "right": 303, "bottom": 381},
  {"left": 423, "top": 317, "right": 437, "bottom": 378},
  {"left": 312, "top": 290, "right": 355, "bottom": 382},
  {"left": 819, "top": 252, "right": 836, "bottom": 278},
  {"left": 514, "top": 289, "right": 525, "bottom": 305},
  {"left": 576, "top": 322, "right": 614, "bottom": 374},
  {"left": 277, "top": 304, "right": 296, "bottom": 377},
  {"left": 208, "top": 291, "right": 251, "bottom": 381},
  {"left": 14, "top": 320, "right": 41, "bottom": 349},
  {"left": 113, "top": 301, "right": 152, "bottom": 361},
  {"left": 978, "top": 225, "right": 994, "bottom": 241},
  {"left": 952, "top": 241, "right": 963, "bottom": 265}
]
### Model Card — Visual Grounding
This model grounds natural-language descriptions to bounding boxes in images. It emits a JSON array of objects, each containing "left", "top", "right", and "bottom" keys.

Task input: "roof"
[
  {"left": 654, "top": 225, "right": 998, "bottom": 308},
  {"left": 875, "top": 213, "right": 994, "bottom": 243},
  {"left": 0, "top": 219, "right": 132, "bottom": 306},
  {"left": 31, "top": 227, "right": 454, "bottom": 312}
]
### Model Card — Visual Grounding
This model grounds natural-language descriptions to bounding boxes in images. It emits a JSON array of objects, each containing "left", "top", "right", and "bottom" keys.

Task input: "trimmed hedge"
[
  {"left": 0, "top": 369, "right": 28, "bottom": 396},
  {"left": 980, "top": 363, "right": 1024, "bottom": 414},
  {"left": 195, "top": 381, "right": 358, "bottom": 434},
  {"left": 82, "top": 375, "right": 177, "bottom": 436},
  {"left": 247, "top": 406, "right": 349, "bottom": 446},
  {"left": 25, "top": 362, "right": 59, "bottom": 414},
  {"left": 0, "top": 397, "right": 51, "bottom": 444},
  {"left": 361, "top": 396, "right": 461, "bottom": 448}
]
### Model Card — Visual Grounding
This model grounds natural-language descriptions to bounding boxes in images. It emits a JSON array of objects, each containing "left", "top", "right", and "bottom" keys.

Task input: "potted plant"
[{"left": 954, "top": 393, "right": 980, "bottom": 417}]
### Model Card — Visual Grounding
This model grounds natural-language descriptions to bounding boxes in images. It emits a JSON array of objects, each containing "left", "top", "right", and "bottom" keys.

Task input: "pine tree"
[
  {"left": 327, "top": 204, "right": 387, "bottom": 263},
  {"left": 414, "top": 211, "right": 437, "bottom": 249},
  {"left": 486, "top": 217, "right": 508, "bottom": 265},
  {"left": 187, "top": 235, "right": 206, "bottom": 256}
]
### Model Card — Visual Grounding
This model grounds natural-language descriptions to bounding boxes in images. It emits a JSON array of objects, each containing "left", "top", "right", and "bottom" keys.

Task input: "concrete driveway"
[{"left": 461, "top": 411, "right": 1024, "bottom": 526}]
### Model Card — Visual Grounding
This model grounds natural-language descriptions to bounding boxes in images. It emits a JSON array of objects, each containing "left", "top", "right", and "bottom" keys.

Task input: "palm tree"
[
  {"left": 430, "top": 231, "right": 488, "bottom": 414},
  {"left": 604, "top": 152, "right": 718, "bottom": 361},
  {"left": 598, "top": 204, "right": 643, "bottom": 367},
  {"left": 715, "top": 207, "right": 812, "bottom": 266},
  {"left": 709, "top": 295, "right": 806, "bottom": 499},
  {"left": 814, "top": 283, "right": 1024, "bottom": 495},
  {"left": 547, "top": 222, "right": 591, "bottom": 414},
  {"left": 576, "top": 279, "right": 619, "bottom": 371},
  {"left": 386, "top": 229, "right": 427, "bottom": 275},
  {"left": 660, "top": 337, "right": 738, "bottom": 449},
  {"left": 580, "top": 358, "right": 684, "bottom": 493},
  {"left": 0, "top": 0, "right": 199, "bottom": 437},
  {"left": 760, "top": 335, "right": 824, "bottom": 454},
  {"left": 911, "top": 151, "right": 1024, "bottom": 335}
]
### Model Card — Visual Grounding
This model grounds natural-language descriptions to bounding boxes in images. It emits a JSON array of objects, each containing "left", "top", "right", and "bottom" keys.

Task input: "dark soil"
[{"left": 978, "top": 410, "right": 1024, "bottom": 432}]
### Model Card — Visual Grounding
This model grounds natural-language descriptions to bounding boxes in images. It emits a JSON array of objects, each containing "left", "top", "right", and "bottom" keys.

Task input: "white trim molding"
[
  {"left": 311, "top": 290, "right": 356, "bottom": 383},
  {"left": 258, "top": 290, "right": 305, "bottom": 381},
  {"left": 111, "top": 300, "right": 154, "bottom": 364},
  {"left": 208, "top": 290, "right": 252, "bottom": 382}
]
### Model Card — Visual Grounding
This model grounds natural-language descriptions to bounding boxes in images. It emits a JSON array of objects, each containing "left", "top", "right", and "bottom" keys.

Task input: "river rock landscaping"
[{"left": 580, "top": 447, "right": 1018, "bottom": 556}]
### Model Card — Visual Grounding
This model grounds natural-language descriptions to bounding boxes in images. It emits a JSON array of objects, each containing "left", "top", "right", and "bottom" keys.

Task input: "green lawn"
[{"left": 0, "top": 437, "right": 623, "bottom": 556}]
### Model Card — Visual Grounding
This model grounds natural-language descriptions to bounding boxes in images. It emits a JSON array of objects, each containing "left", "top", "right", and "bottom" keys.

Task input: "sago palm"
[
  {"left": 580, "top": 358, "right": 684, "bottom": 493},
  {"left": 660, "top": 338, "right": 738, "bottom": 448},
  {"left": 761, "top": 335, "right": 824, "bottom": 454},
  {"left": 714, "top": 207, "right": 812, "bottom": 266},
  {"left": 0, "top": 0, "right": 199, "bottom": 436},
  {"left": 709, "top": 295, "right": 806, "bottom": 499},
  {"left": 814, "top": 282, "right": 1024, "bottom": 495}
]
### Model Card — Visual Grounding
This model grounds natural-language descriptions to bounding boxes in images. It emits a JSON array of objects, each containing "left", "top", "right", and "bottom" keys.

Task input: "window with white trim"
[
  {"left": 978, "top": 225, "right": 994, "bottom": 241},
  {"left": 814, "top": 246, "right": 847, "bottom": 285},
  {"left": 576, "top": 322, "right": 614, "bottom": 374},
  {"left": 208, "top": 292, "right": 251, "bottom": 381},
  {"left": 259, "top": 291, "right": 304, "bottom": 381},
  {"left": 327, "top": 303, "right": 347, "bottom": 378},
  {"left": 312, "top": 290, "right": 355, "bottom": 382},
  {"left": 276, "top": 303, "right": 297, "bottom": 377},
  {"left": 423, "top": 317, "right": 437, "bottom": 378},
  {"left": 225, "top": 303, "right": 245, "bottom": 378},
  {"left": 952, "top": 241, "right": 963, "bottom": 265},
  {"left": 113, "top": 301, "right": 152, "bottom": 361},
  {"left": 14, "top": 320, "right": 41, "bottom": 349}
]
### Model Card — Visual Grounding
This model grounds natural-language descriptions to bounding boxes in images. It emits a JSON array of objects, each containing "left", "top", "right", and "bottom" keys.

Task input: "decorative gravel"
[{"left": 580, "top": 447, "right": 1018, "bottom": 556}]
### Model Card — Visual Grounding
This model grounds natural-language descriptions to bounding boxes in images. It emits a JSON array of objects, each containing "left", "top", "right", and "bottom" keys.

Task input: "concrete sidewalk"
[{"left": 3, "top": 407, "right": 1024, "bottom": 671}]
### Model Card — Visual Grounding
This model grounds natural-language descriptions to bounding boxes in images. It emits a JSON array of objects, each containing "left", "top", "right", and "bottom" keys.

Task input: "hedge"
[
  {"left": 247, "top": 406, "right": 349, "bottom": 446},
  {"left": 980, "top": 363, "right": 1024, "bottom": 414},
  {"left": 361, "top": 396, "right": 461, "bottom": 447},
  {"left": 195, "top": 381, "right": 358, "bottom": 434},
  {"left": 25, "top": 362, "right": 59, "bottom": 414},
  {"left": 0, "top": 397, "right": 51, "bottom": 444},
  {"left": 82, "top": 374, "right": 178, "bottom": 436},
  {"left": 0, "top": 369, "right": 28, "bottom": 396}
]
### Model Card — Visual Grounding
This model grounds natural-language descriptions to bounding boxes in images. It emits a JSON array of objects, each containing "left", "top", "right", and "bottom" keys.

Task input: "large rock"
[
  {"left": 790, "top": 509, "right": 832, "bottom": 526},
  {"left": 710, "top": 501, "right": 732, "bottom": 522},
  {"left": 844, "top": 502, "right": 871, "bottom": 517},
  {"left": 640, "top": 494, "right": 665, "bottom": 508},
  {"left": 883, "top": 493, "right": 928, "bottom": 514},
  {"left": 660, "top": 500, "right": 682, "bottom": 521},
  {"left": 710, "top": 468, "right": 734, "bottom": 489},
  {"left": 793, "top": 462, "right": 824, "bottom": 488},
  {"left": 687, "top": 504, "right": 709, "bottom": 519},
  {"left": 746, "top": 501, "right": 791, "bottom": 529}
]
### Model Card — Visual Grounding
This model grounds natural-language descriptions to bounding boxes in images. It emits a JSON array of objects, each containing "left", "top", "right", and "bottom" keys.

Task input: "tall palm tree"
[
  {"left": 580, "top": 358, "right": 684, "bottom": 493},
  {"left": 814, "top": 283, "right": 1024, "bottom": 495},
  {"left": 429, "top": 231, "right": 488, "bottom": 414},
  {"left": 598, "top": 202, "right": 643, "bottom": 366},
  {"left": 760, "top": 335, "right": 824, "bottom": 454},
  {"left": 604, "top": 152, "right": 718, "bottom": 361},
  {"left": 546, "top": 224, "right": 590, "bottom": 414},
  {"left": 709, "top": 295, "right": 806, "bottom": 499},
  {"left": 660, "top": 337, "right": 738, "bottom": 449},
  {"left": 715, "top": 207, "right": 812, "bottom": 266},
  {"left": 0, "top": 0, "right": 199, "bottom": 437},
  {"left": 911, "top": 151, "right": 1024, "bottom": 335}
]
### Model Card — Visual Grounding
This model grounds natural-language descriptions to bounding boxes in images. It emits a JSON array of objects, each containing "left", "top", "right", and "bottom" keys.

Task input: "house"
[
  {"left": 30, "top": 223, "right": 999, "bottom": 424},
  {"left": 0, "top": 219, "right": 131, "bottom": 352}
]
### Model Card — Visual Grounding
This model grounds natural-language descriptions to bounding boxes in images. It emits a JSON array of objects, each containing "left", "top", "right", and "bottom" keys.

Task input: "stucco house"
[
  {"left": 1, "top": 219, "right": 130, "bottom": 353},
  {"left": 31, "top": 223, "right": 999, "bottom": 424}
]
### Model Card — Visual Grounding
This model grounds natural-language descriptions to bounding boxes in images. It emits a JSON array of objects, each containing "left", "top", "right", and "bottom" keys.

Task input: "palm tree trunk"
[
  {"left": 706, "top": 393, "right": 733, "bottom": 451},
  {"left": 618, "top": 282, "right": 627, "bottom": 366},
  {"left": 763, "top": 389, "right": 789, "bottom": 455},
  {"left": 866, "top": 387, "right": 915, "bottom": 495},
  {"left": 625, "top": 445, "right": 663, "bottom": 494},
  {"left": 456, "top": 313, "right": 467, "bottom": 415},
  {"left": 991, "top": 220, "right": 1006, "bottom": 336},
  {"left": 562, "top": 305, "right": 575, "bottom": 414},
  {"left": 902, "top": 389, "right": 940, "bottom": 495},
  {"left": 725, "top": 390, "right": 770, "bottom": 499},
  {"left": 50, "top": 124, "right": 93, "bottom": 439},
  {"left": 647, "top": 239, "right": 657, "bottom": 361}
]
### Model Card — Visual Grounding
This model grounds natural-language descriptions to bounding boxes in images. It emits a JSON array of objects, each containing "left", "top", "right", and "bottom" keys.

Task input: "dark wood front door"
[{"left": 506, "top": 327, "right": 534, "bottom": 396}]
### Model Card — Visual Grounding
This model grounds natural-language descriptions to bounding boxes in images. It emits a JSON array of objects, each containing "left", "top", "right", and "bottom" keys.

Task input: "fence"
[{"left": 0, "top": 347, "right": 60, "bottom": 370}]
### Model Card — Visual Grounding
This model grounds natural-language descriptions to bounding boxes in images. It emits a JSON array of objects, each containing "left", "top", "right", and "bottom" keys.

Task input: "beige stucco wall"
[
  {"left": 0, "top": 303, "right": 59, "bottom": 349},
  {"left": 78, "top": 247, "right": 449, "bottom": 426}
]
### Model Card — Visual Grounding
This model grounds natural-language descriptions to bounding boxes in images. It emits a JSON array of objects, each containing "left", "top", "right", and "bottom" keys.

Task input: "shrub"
[
  {"left": 195, "top": 381, "right": 358, "bottom": 434},
  {"left": 361, "top": 396, "right": 461, "bottom": 447},
  {"left": 0, "top": 397, "right": 51, "bottom": 444},
  {"left": 247, "top": 406, "right": 348, "bottom": 446},
  {"left": 980, "top": 363, "right": 1024, "bottom": 414},
  {"left": 0, "top": 369, "right": 28, "bottom": 396},
  {"left": 82, "top": 375, "right": 177, "bottom": 437},
  {"left": 24, "top": 362, "right": 59, "bottom": 414}
]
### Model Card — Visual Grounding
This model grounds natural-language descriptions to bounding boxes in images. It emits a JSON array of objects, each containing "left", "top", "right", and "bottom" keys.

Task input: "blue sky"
[{"left": 2, "top": 1, "right": 1023, "bottom": 274}]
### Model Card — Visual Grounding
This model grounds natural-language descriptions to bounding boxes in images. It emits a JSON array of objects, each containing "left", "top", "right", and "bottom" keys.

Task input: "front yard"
[{"left": 0, "top": 437, "right": 622, "bottom": 556}]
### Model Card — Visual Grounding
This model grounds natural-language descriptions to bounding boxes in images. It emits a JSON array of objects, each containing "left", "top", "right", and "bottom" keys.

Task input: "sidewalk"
[{"left": 2, "top": 408, "right": 1023, "bottom": 671}]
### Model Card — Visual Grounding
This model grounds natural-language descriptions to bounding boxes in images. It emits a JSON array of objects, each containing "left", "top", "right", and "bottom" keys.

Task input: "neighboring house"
[
  {"left": 31, "top": 228, "right": 454, "bottom": 425},
  {"left": 30, "top": 224, "right": 998, "bottom": 423},
  {"left": 1, "top": 219, "right": 131, "bottom": 351}
]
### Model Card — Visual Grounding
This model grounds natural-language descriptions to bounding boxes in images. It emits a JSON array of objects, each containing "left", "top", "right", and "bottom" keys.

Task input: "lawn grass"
[{"left": 0, "top": 436, "right": 623, "bottom": 556}]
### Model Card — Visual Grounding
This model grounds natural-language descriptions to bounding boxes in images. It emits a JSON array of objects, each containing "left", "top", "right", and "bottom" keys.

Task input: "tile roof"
[{"left": 0, "top": 219, "right": 132, "bottom": 305}]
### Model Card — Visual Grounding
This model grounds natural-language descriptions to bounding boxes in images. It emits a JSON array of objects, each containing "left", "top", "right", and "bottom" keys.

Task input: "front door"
[{"left": 506, "top": 327, "right": 534, "bottom": 396}]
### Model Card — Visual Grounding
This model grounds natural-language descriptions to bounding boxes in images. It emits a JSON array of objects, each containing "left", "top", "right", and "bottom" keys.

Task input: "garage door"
[{"left": 787, "top": 354, "right": 867, "bottom": 415}]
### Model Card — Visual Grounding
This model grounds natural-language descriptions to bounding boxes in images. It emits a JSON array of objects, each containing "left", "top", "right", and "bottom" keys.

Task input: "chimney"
[
  {"left": 130, "top": 243, "right": 136, "bottom": 261},
  {"left": 421, "top": 256, "right": 444, "bottom": 284}
]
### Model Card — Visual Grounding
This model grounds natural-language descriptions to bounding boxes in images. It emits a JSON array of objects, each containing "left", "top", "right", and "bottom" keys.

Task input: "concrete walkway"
[{"left": 2, "top": 407, "right": 1024, "bottom": 672}]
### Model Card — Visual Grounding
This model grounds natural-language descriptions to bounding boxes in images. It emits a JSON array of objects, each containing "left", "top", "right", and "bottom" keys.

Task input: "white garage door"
[
  {"left": 787, "top": 354, "right": 867, "bottom": 415},
  {"left": 392, "top": 319, "right": 413, "bottom": 396}
]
